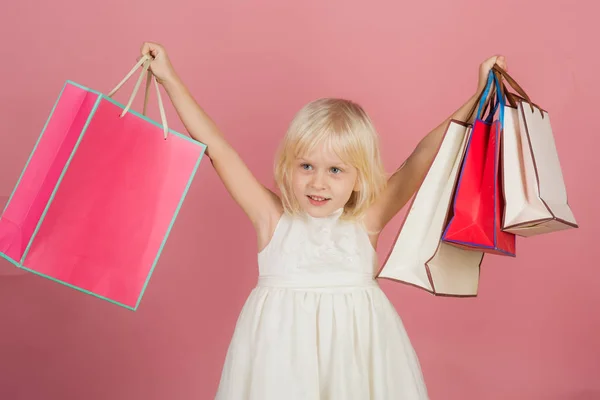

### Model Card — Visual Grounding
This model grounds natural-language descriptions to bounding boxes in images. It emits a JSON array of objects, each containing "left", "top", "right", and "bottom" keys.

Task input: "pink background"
[{"left": 0, "top": 0, "right": 597, "bottom": 399}]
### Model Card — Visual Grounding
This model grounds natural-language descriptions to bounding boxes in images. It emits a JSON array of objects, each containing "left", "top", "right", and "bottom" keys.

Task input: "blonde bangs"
[{"left": 274, "top": 98, "right": 387, "bottom": 219}]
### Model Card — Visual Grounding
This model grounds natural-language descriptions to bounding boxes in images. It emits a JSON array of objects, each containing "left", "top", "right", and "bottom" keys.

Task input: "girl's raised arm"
[{"left": 144, "top": 42, "right": 282, "bottom": 245}]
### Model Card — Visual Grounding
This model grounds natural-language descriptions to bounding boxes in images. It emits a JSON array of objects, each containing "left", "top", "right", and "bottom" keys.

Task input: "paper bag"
[
  {"left": 0, "top": 56, "right": 206, "bottom": 310},
  {"left": 377, "top": 120, "right": 484, "bottom": 296},
  {"left": 442, "top": 71, "right": 516, "bottom": 256},
  {"left": 493, "top": 65, "right": 578, "bottom": 236}
]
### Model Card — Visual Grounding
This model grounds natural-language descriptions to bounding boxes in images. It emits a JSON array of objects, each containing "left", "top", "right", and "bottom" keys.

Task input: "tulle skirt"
[{"left": 215, "top": 277, "right": 428, "bottom": 399}]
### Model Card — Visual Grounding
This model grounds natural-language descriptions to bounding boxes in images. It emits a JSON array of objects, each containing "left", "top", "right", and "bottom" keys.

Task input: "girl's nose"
[{"left": 309, "top": 171, "right": 327, "bottom": 190}]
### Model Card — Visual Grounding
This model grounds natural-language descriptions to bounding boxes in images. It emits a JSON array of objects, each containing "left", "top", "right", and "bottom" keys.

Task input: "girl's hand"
[
  {"left": 476, "top": 55, "right": 507, "bottom": 94},
  {"left": 139, "top": 42, "right": 178, "bottom": 85}
]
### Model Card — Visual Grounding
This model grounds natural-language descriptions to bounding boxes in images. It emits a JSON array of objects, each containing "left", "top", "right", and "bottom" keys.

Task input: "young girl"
[{"left": 140, "top": 41, "right": 507, "bottom": 399}]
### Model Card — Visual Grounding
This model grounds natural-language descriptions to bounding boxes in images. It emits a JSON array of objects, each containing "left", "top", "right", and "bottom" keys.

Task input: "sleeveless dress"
[{"left": 215, "top": 208, "right": 429, "bottom": 399}]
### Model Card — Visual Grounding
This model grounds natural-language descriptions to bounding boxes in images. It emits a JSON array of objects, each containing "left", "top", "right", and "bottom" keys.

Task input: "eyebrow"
[{"left": 298, "top": 158, "right": 348, "bottom": 168}]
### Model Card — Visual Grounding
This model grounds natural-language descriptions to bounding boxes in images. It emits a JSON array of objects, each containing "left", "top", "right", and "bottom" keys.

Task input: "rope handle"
[{"left": 107, "top": 55, "right": 168, "bottom": 139}]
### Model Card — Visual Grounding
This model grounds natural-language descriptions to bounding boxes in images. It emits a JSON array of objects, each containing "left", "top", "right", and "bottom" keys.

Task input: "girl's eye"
[
  {"left": 330, "top": 167, "right": 342, "bottom": 174},
  {"left": 301, "top": 163, "right": 312, "bottom": 170}
]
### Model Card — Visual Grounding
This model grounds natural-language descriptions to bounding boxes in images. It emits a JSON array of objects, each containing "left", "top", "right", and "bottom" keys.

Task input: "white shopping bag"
[
  {"left": 494, "top": 65, "right": 578, "bottom": 237},
  {"left": 377, "top": 120, "right": 484, "bottom": 296}
]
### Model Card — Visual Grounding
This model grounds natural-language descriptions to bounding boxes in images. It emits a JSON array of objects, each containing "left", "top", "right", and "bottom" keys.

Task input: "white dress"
[{"left": 215, "top": 208, "right": 429, "bottom": 399}]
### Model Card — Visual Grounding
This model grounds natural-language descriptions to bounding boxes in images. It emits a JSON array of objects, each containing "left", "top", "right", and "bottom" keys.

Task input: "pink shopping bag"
[
  {"left": 0, "top": 56, "right": 206, "bottom": 310},
  {"left": 442, "top": 71, "right": 516, "bottom": 257}
]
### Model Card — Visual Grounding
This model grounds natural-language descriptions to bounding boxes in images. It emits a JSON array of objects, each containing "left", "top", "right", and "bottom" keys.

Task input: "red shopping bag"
[
  {"left": 442, "top": 71, "right": 516, "bottom": 256},
  {"left": 0, "top": 56, "right": 207, "bottom": 309}
]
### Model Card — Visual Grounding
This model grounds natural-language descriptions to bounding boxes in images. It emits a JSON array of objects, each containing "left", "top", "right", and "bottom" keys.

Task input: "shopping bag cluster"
[{"left": 377, "top": 66, "right": 578, "bottom": 296}]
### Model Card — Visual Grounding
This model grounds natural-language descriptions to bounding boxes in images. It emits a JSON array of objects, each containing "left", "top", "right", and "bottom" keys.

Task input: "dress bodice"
[{"left": 257, "top": 209, "right": 378, "bottom": 286}]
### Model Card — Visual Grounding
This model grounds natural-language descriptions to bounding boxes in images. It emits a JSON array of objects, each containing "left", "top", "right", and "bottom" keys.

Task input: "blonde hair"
[{"left": 274, "top": 98, "right": 387, "bottom": 220}]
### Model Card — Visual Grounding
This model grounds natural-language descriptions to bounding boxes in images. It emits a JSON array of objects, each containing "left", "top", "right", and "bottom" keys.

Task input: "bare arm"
[
  {"left": 162, "top": 73, "right": 282, "bottom": 245},
  {"left": 365, "top": 92, "right": 480, "bottom": 232},
  {"left": 364, "top": 55, "right": 507, "bottom": 234}
]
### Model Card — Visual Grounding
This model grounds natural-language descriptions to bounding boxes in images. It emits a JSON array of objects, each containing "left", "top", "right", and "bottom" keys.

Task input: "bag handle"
[
  {"left": 474, "top": 71, "right": 496, "bottom": 120},
  {"left": 492, "top": 64, "right": 544, "bottom": 116},
  {"left": 471, "top": 70, "right": 506, "bottom": 128},
  {"left": 107, "top": 55, "right": 168, "bottom": 139},
  {"left": 492, "top": 70, "right": 505, "bottom": 128},
  {"left": 504, "top": 88, "right": 543, "bottom": 112},
  {"left": 465, "top": 74, "right": 497, "bottom": 123}
]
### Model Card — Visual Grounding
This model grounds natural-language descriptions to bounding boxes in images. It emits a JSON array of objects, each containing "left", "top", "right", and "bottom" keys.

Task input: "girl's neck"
[{"left": 301, "top": 207, "right": 344, "bottom": 221}]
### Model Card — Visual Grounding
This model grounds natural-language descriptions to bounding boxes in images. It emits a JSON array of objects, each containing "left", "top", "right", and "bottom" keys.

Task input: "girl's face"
[{"left": 291, "top": 141, "right": 360, "bottom": 218}]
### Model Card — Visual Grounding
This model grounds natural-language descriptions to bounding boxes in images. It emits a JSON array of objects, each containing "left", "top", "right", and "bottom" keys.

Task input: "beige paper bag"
[
  {"left": 494, "top": 66, "right": 578, "bottom": 236},
  {"left": 377, "top": 120, "right": 484, "bottom": 296}
]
